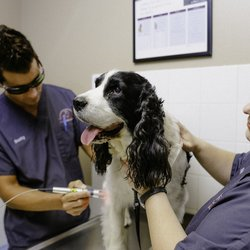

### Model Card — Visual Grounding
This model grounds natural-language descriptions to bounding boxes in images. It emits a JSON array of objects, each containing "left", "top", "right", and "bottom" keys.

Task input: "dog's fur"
[{"left": 73, "top": 70, "right": 190, "bottom": 250}]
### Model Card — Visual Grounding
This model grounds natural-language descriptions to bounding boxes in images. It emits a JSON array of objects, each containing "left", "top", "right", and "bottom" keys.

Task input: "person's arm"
[
  {"left": 144, "top": 192, "right": 186, "bottom": 250},
  {"left": 179, "top": 122, "right": 235, "bottom": 185},
  {"left": 0, "top": 176, "right": 89, "bottom": 215}
]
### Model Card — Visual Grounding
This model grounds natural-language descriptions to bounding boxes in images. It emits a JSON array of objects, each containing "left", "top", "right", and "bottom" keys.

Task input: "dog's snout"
[{"left": 73, "top": 97, "right": 87, "bottom": 112}]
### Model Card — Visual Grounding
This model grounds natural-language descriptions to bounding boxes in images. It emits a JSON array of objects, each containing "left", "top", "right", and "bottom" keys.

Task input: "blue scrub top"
[
  {"left": 176, "top": 152, "right": 250, "bottom": 250},
  {"left": 0, "top": 84, "right": 90, "bottom": 249}
]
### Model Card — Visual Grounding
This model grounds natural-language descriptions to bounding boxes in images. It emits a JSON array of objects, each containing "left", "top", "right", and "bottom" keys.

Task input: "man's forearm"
[{"left": 3, "top": 187, "right": 63, "bottom": 211}]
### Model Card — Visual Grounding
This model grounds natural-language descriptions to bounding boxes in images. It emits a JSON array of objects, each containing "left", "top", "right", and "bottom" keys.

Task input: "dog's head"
[{"left": 73, "top": 70, "right": 171, "bottom": 189}]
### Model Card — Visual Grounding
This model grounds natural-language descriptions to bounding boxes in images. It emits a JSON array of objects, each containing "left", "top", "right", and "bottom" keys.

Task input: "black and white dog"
[{"left": 73, "top": 70, "right": 190, "bottom": 250}]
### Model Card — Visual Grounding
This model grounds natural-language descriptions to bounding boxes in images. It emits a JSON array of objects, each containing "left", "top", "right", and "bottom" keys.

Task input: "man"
[{"left": 0, "top": 25, "right": 92, "bottom": 249}]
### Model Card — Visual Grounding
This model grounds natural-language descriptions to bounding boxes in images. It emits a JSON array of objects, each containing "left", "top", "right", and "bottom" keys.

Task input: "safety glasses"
[{"left": 1, "top": 67, "right": 45, "bottom": 95}]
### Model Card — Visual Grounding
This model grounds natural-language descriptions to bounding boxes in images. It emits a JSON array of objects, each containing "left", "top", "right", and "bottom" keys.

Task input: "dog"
[{"left": 73, "top": 70, "right": 190, "bottom": 250}]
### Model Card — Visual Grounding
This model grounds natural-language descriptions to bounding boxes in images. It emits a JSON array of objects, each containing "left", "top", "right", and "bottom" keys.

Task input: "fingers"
[
  {"left": 61, "top": 181, "right": 90, "bottom": 216},
  {"left": 177, "top": 121, "right": 188, "bottom": 136},
  {"left": 177, "top": 122, "right": 198, "bottom": 152},
  {"left": 63, "top": 197, "right": 89, "bottom": 216},
  {"left": 61, "top": 192, "right": 90, "bottom": 216},
  {"left": 120, "top": 158, "right": 128, "bottom": 167},
  {"left": 62, "top": 189, "right": 90, "bottom": 202},
  {"left": 177, "top": 121, "right": 183, "bottom": 128},
  {"left": 68, "top": 179, "right": 87, "bottom": 189}
]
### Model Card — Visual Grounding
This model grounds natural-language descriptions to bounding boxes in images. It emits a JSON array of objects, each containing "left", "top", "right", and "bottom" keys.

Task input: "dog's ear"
[
  {"left": 127, "top": 83, "right": 172, "bottom": 189},
  {"left": 93, "top": 143, "right": 112, "bottom": 175}
]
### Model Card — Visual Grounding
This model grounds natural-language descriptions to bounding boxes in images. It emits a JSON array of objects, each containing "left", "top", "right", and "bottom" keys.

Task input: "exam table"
[{"left": 28, "top": 210, "right": 151, "bottom": 250}]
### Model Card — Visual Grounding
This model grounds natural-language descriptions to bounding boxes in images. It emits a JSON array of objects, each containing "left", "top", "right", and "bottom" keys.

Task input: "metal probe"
[{"left": 52, "top": 187, "right": 103, "bottom": 199}]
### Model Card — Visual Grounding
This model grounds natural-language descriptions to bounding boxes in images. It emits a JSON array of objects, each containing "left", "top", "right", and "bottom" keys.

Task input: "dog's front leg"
[
  {"left": 102, "top": 202, "right": 128, "bottom": 250},
  {"left": 101, "top": 160, "right": 133, "bottom": 250}
]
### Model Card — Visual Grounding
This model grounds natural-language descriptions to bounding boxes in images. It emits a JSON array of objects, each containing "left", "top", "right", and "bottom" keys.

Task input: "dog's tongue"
[{"left": 81, "top": 126, "right": 102, "bottom": 145}]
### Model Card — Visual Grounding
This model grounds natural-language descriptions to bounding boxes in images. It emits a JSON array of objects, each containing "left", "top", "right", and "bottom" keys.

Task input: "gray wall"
[
  {"left": 1, "top": 0, "right": 250, "bottom": 185},
  {"left": 0, "top": 0, "right": 20, "bottom": 29},
  {"left": 18, "top": 0, "right": 250, "bottom": 93}
]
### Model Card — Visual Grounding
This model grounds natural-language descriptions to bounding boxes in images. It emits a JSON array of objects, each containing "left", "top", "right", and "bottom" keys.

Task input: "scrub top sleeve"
[
  {"left": 230, "top": 153, "right": 246, "bottom": 179},
  {"left": 0, "top": 145, "right": 16, "bottom": 175},
  {"left": 175, "top": 231, "right": 248, "bottom": 250},
  {"left": 176, "top": 172, "right": 250, "bottom": 250}
]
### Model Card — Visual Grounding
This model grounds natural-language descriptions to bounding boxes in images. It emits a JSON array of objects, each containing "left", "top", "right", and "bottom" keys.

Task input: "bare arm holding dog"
[
  {"left": 123, "top": 165, "right": 186, "bottom": 250},
  {"left": 144, "top": 192, "right": 186, "bottom": 250}
]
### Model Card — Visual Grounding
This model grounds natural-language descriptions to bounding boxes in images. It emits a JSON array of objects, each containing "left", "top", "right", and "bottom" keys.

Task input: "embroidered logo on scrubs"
[
  {"left": 59, "top": 108, "right": 73, "bottom": 131},
  {"left": 208, "top": 193, "right": 224, "bottom": 210},
  {"left": 14, "top": 136, "right": 26, "bottom": 144},
  {"left": 240, "top": 167, "right": 245, "bottom": 174}
]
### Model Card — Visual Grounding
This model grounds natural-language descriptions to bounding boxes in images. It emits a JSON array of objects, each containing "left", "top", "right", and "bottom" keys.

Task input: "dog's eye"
[
  {"left": 112, "top": 86, "right": 121, "bottom": 94},
  {"left": 114, "top": 87, "right": 121, "bottom": 93},
  {"left": 105, "top": 82, "right": 122, "bottom": 98}
]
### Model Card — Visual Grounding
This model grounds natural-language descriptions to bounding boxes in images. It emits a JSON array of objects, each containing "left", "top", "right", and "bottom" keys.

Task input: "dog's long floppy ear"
[
  {"left": 93, "top": 143, "right": 112, "bottom": 175},
  {"left": 127, "top": 82, "right": 172, "bottom": 189}
]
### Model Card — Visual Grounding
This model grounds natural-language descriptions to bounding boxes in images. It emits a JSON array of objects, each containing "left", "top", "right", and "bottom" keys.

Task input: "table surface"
[{"left": 28, "top": 210, "right": 151, "bottom": 250}]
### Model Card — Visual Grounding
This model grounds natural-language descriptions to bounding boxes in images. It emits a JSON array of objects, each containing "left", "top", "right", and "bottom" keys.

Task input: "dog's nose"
[{"left": 73, "top": 97, "right": 87, "bottom": 112}]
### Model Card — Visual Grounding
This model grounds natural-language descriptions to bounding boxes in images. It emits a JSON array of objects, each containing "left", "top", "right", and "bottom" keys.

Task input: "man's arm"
[{"left": 0, "top": 175, "right": 89, "bottom": 215}]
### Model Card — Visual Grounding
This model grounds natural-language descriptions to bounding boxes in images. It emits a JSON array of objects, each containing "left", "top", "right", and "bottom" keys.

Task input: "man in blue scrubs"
[{"left": 0, "top": 25, "right": 92, "bottom": 249}]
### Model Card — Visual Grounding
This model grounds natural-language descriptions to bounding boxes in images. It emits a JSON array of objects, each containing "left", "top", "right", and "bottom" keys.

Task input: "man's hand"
[{"left": 61, "top": 180, "right": 90, "bottom": 216}]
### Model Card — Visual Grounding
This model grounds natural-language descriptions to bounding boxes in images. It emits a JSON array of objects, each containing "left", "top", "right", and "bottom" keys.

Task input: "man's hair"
[{"left": 0, "top": 25, "right": 41, "bottom": 82}]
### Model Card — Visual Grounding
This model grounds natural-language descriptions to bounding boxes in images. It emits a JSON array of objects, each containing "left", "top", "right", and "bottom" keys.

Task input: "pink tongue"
[{"left": 81, "top": 127, "right": 102, "bottom": 145}]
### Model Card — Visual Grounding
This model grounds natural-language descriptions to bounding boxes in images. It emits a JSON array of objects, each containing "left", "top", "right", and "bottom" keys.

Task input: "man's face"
[
  {"left": 243, "top": 103, "right": 250, "bottom": 142},
  {"left": 2, "top": 59, "right": 43, "bottom": 110}
]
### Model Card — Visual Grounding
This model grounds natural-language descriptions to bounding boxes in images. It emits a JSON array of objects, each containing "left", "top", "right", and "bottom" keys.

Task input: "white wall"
[{"left": 138, "top": 64, "right": 250, "bottom": 214}]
